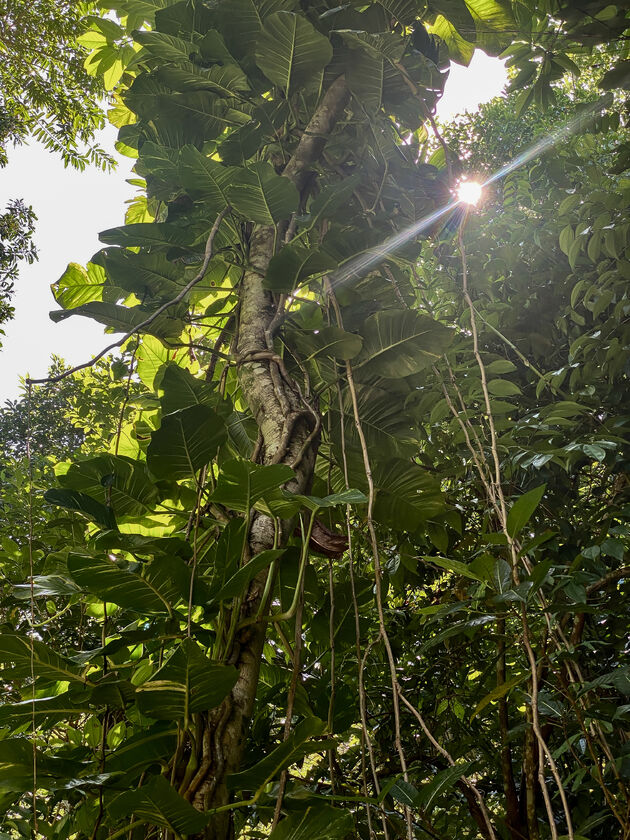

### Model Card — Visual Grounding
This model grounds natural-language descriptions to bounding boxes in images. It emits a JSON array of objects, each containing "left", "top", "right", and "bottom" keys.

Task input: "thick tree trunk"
[{"left": 188, "top": 77, "right": 350, "bottom": 840}]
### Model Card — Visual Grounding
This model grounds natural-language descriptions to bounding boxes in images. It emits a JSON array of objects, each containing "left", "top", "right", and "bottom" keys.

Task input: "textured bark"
[{"left": 190, "top": 77, "right": 350, "bottom": 840}]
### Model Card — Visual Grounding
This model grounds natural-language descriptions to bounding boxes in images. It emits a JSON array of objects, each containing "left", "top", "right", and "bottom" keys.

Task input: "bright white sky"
[{"left": 0, "top": 51, "right": 507, "bottom": 402}]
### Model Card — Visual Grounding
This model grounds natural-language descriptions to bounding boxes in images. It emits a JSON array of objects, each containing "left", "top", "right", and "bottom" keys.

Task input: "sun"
[{"left": 457, "top": 180, "right": 483, "bottom": 206}]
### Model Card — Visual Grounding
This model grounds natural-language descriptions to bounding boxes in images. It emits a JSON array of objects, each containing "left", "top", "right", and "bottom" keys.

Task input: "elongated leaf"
[
  {"left": 419, "top": 555, "right": 484, "bottom": 581},
  {"left": 269, "top": 805, "right": 353, "bottom": 839},
  {"left": 134, "top": 31, "right": 199, "bottom": 63},
  {"left": 158, "top": 61, "right": 250, "bottom": 96},
  {"left": 44, "top": 488, "right": 117, "bottom": 531},
  {"left": 136, "top": 639, "right": 238, "bottom": 720},
  {"left": 0, "top": 635, "right": 85, "bottom": 683},
  {"left": 227, "top": 717, "right": 328, "bottom": 791},
  {"left": 507, "top": 485, "right": 546, "bottom": 538},
  {"left": 472, "top": 675, "right": 525, "bottom": 719},
  {"left": 50, "top": 300, "right": 184, "bottom": 341},
  {"left": 108, "top": 774, "right": 208, "bottom": 834},
  {"left": 255, "top": 12, "right": 332, "bottom": 94},
  {"left": 356, "top": 310, "right": 453, "bottom": 378},
  {"left": 147, "top": 403, "right": 227, "bottom": 480},
  {"left": 0, "top": 694, "right": 91, "bottom": 730},
  {"left": 99, "top": 222, "right": 195, "bottom": 249},
  {"left": 304, "top": 327, "right": 364, "bottom": 362},
  {"left": 417, "top": 762, "right": 473, "bottom": 812},
  {"left": 67, "top": 553, "right": 176, "bottom": 614},
  {"left": 227, "top": 162, "right": 299, "bottom": 224},
  {"left": 210, "top": 549, "right": 285, "bottom": 604}
]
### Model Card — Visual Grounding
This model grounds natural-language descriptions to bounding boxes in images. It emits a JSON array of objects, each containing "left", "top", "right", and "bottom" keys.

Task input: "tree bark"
[{"left": 188, "top": 77, "right": 350, "bottom": 840}]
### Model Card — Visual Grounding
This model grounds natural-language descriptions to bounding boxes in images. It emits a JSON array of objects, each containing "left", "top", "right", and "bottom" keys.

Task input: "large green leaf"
[
  {"left": 269, "top": 805, "right": 353, "bottom": 839},
  {"left": 106, "top": 724, "right": 178, "bottom": 775},
  {"left": 93, "top": 249, "right": 182, "bottom": 300},
  {"left": 179, "top": 145, "right": 236, "bottom": 205},
  {"left": 53, "top": 261, "right": 107, "bottom": 309},
  {"left": 215, "top": 0, "right": 291, "bottom": 59},
  {"left": 333, "top": 382, "right": 420, "bottom": 458},
  {"left": 136, "top": 335, "right": 188, "bottom": 390},
  {"left": 108, "top": 774, "right": 208, "bottom": 834},
  {"left": 58, "top": 455, "right": 159, "bottom": 518},
  {"left": 227, "top": 717, "right": 329, "bottom": 791},
  {"left": 0, "top": 694, "right": 91, "bottom": 730},
  {"left": 67, "top": 553, "right": 182, "bottom": 614},
  {"left": 337, "top": 456, "right": 444, "bottom": 531},
  {"left": 157, "top": 61, "right": 250, "bottom": 97},
  {"left": 355, "top": 310, "right": 454, "bottom": 378},
  {"left": 44, "top": 488, "right": 117, "bottom": 531},
  {"left": 50, "top": 300, "right": 185, "bottom": 341},
  {"left": 211, "top": 459, "right": 294, "bottom": 513},
  {"left": 134, "top": 30, "right": 199, "bottom": 63},
  {"left": 264, "top": 244, "right": 337, "bottom": 292},
  {"left": 99, "top": 222, "right": 195, "bottom": 249},
  {"left": 158, "top": 363, "right": 217, "bottom": 415},
  {"left": 147, "top": 403, "right": 227, "bottom": 480},
  {"left": 136, "top": 639, "right": 238, "bottom": 720},
  {"left": 227, "top": 162, "right": 299, "bottom": 225},
  {"left": 255, "top": 11, "right": 332, "bottom": 94},
  {"left": 0, "top": 635, "right": 85, "bottom": 684}
]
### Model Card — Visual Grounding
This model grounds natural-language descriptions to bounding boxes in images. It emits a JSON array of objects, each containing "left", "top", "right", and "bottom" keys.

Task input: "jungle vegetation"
[{"left": 0, "top": 2, "right": 629, "bottom": 840}]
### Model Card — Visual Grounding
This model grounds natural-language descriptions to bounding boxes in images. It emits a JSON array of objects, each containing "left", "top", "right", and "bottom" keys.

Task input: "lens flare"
[
  {"left": 457, "top": 180, "right": 483, "bottom": 205},
  {"left": 326, "top": 97, "right": 607, "bottom": 289}
]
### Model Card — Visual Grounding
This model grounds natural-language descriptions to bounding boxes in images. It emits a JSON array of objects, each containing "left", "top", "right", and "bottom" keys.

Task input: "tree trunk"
[{"left": 187, "top": 77, "right": 350, "bottom": 840}]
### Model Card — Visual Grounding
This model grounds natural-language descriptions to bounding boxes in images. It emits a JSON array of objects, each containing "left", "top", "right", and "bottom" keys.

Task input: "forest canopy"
[{"left": 0, "top": 3, "right": 629, "bottom": 840}]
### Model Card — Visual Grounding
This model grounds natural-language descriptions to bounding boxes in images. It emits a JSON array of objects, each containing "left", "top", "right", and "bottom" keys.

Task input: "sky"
[{"left": 0, "top": 51, "right": 507, "bottom": 402}]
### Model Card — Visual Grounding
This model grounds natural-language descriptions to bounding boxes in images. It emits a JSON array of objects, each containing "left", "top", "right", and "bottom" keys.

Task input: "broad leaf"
[
  {"left": 179, "top": 145, "right": 236, "bottom": 205},
  {"left": 209, "top": 549, "right": 285, "bottom": 605},
  {"left": 136, "top": 639, "right": 238, "bottom": 720},
  {"left": 265, "top": 245, "right": 336, "bottom": 292},
  {"left": 211, "top": 459, "right": 294, "bottom": 512},
  {"left": 67, "top": 553, "right": 181, "bottom": 614},
  {"left": 158, "top": 363, "right": 217, "bottom": 415},
  {"left": 58, "top": 455, "right": 159, "bottom": 518},
  {"left": 0, "top": 635, "right": 85, "bottom": 684},
  {"left": 44, "top": 488, "right": 117, "bottom": 531},
  {"left": 227, "top": 717, "right": 328, "bottom": 791},
  {"left": 356, "top": 310, "right": 453, "bottom": 378},
  {"left": 255, "top": 12, "right": 332, "bottom": 94},
  {"left": 108, "top": 774, "right": 208, "bottom": 834},
  {"left": 269, "top": 805, "right": 353, "bottom": 839},
  {"left": 227, "top": 162, "right": 299, "bottom": 225},
  {"left": 0, "top": 694, "right": 91, "bottom": 730},
  {"left": 50, "top": 300, "right": 184, "bottom": 341},
  {"left": 147, "top": 403, "right": 227, "bottom": 480},
  {"left": 53, "top": 261, "right": 107, "bottom": 309}
]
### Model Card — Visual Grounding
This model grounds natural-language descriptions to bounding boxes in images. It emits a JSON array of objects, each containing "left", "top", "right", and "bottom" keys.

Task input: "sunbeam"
[{"left": 328, "top": 96, "right": 609, "bottom": 288}]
